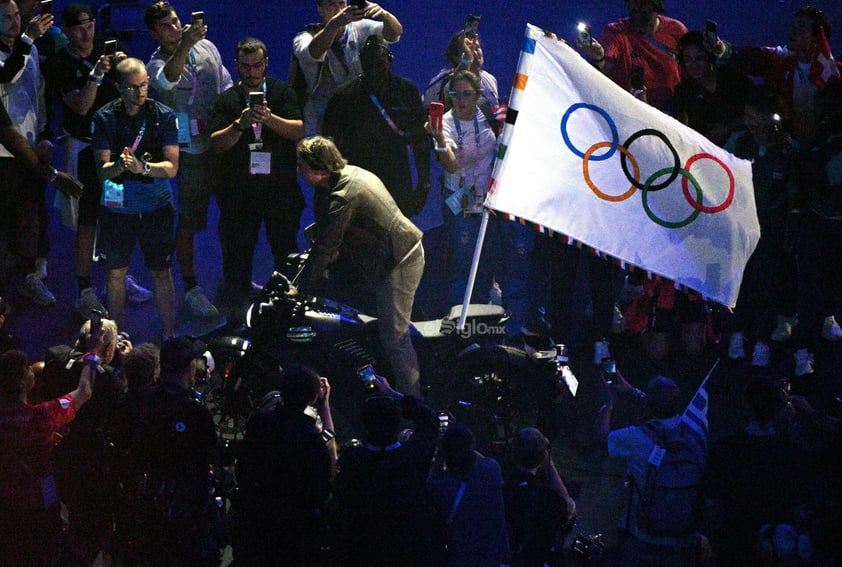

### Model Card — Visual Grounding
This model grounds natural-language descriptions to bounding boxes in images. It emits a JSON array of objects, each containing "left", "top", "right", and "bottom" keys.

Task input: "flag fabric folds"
[
  {"left": 809, "top": 26, "right": 841, "bottom": 90},
  {"left": 680, "top": 358, "right": 717, "bottom": 452},
  {"left": 486, "top": 24, "right": 760, "bottom": 308}
]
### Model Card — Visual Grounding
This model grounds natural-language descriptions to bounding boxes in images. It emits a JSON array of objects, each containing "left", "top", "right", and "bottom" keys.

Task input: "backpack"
[
  {"left": 632, "top": 422, "right": 706, "bottom": 538},
  {"left": 288, "top": 23, "right": 325, "bottom": 113}
]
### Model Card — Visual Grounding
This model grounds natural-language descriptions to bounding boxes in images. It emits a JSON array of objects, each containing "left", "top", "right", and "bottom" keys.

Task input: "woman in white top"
[{"left": 425, "top": 70, "right": 502, "bottom": 306}]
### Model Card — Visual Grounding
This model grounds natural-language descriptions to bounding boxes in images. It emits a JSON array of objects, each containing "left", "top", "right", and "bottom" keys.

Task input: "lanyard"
[
  {"left": 187, "top": 48, "right": 198, "bottom": 106},
  {"left": 453, "top": 110, "right": 480, "bottom": 146},
  {"left": 130, "top": 113, "right": 147, "bottom": 153},
  {"left": 369, "top": 93, "right": 410, "bottom": 139}
]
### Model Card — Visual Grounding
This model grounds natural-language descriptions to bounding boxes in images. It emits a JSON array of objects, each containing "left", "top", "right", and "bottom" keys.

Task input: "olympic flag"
[{"left": 486, "top": 24, "right": 760, "bottom": 307}]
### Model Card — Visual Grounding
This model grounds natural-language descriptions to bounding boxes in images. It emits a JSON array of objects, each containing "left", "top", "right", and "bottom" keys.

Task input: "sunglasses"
[{"left": 448, "top": 90, "right": 478, "bottom": 100}]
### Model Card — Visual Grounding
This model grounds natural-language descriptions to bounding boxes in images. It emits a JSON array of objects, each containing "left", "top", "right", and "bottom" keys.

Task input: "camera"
[{"left": 357, "top": 364, "right": 376, "bottom": 391}]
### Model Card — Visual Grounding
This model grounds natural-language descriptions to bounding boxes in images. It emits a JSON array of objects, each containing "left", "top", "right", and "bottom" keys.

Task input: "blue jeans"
[{"left": 443, "top": 211, "right": 504, "bottom": 307}]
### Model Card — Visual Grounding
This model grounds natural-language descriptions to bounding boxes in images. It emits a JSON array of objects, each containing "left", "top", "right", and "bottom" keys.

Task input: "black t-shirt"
[
  {"left": 207, "top": 77, "right": 302, "bottom": 197},
  {"left": 43, "top": 38, "right": 123, "bottom": 140}
]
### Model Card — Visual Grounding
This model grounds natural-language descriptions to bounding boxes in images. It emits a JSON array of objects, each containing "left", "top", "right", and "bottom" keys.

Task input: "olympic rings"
[
  {"left": 641, "top": 167, "right": 703, "bottom": 229},
  {"left": 583, "top": 141, "right": 639, "bottom": 202},
  {"left": 558, "top": 102, "right": 737, "bottom": 229},
  {"left": 621, "top": 129, "right": 681, "bottom": 191},
  {"left": 682, "top": 153, "right": 735, "bottom": 214},
  {"left": 560, "top": 103, "right": 619, "bottom": 161}
]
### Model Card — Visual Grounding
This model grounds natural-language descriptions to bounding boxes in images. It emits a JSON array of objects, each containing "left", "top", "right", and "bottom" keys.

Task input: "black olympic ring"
[{"left": 620, "top": 129, "right": 681, "bottom": 192}]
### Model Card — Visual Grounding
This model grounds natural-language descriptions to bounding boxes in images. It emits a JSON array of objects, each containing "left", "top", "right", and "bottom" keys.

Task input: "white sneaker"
[
  {"left": 19, "top": 272, "right": 56, "bottom": 307},
  {"left": 751, "top": 341, "right": 770, "bottom": 368},
  {"left": 34, "top": 257, "right": 48, "bottom": 280},
  {"left": 822, "top": 315, "right": 842, "bottom": 341},
  {"left": 728, "top": 332, "right": 746, "bottom": 360},
  {"left": 185, "top": 286, "right": 220, "bottom": 319},
  {"left": 75, "top": 287, "right": 109, "bottom": 319},
  {"left": 794, "top": 348, "right": 814, "bottom": 377},
  {"left": 771, "top": 315, "right": 797, "bottom": 342},
  {"left": 126, "top": 275, "right": 153, "bottom": 304},
  {"left": 593, "top": 339, "right": 611, "bottom": 365}
]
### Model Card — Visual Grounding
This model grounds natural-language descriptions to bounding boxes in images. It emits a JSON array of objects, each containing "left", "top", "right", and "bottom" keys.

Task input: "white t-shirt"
[{"left": 441, "top": 108, "right": 497, "bottom": 214}]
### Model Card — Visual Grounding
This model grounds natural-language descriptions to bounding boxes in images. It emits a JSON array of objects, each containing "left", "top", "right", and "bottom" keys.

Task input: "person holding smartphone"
[
  {"left": 424, "top": 69, "right": 503, "bottom": 307},
  {"left": 208, "top": 38, "right": 305, "bottom": 309},
  {"left": 145, "top": 1, "right": 233, "bottom": 321},
  {"left": 292, "top": 0, "right": 403, "bottom": 136}
]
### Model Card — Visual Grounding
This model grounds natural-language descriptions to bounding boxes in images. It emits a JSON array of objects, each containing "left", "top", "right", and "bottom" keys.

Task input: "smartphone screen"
[
  {"left": 89, "top": 310, "right": 102, "bottom": 337},
  {"left": 464, "top": 15, "right": 481, "bottom": 39},
  {"left": 357, "top": 364, "right": 376, "bottom": 391},
  {"left": 104, "top": 39, "right": 117, "bottom": 57},
  {"left": 630, "top": 64, "right": 645, "bottom": 91},
  {"left": 576, "top": 22, "right": 592, "bottom": 45},
  {"left": 437, "top": 411, "right": 450, "bottom": 433},
  {"left": 428, "top": 102, "right": 444, "bottom": 130},
  {"left": 40, "top": 0, "right": 52, "bottom": 15},
  {"left": 191, "top": 11, "right": 205, "bottom": 28},
  {"left": 249, "top": 92, "right": 264, "bottom": 108},
  {"left": 601, "top": 358, "right": 617, "bottom": 384}
]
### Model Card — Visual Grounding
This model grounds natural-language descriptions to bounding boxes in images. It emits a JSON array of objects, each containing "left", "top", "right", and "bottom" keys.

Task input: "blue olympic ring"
[{"left": 560, "top": 103, "right": 619, "bottom": 161}]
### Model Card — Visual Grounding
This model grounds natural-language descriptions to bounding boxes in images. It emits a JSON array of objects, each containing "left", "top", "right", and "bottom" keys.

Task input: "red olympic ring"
[
  {"left": 583, "top": 141, "right": 640, "bottom": 202},
  {"left": 681, "top": 153, "right": 735, "bottom": 214}
]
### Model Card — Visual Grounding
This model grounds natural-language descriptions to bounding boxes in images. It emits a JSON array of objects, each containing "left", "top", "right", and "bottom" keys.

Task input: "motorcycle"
[{"left": 201, "top": 261, "right": 576, "bottom": 456}]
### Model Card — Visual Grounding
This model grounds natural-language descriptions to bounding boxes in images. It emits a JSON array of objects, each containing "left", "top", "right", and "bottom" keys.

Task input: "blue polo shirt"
[{"left": 91, "top": 99, "right": 179, "bottom": 214}]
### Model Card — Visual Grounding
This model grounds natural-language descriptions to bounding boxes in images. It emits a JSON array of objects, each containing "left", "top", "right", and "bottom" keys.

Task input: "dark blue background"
[{"left": 76, "top": 0, "right": 842, "bottom": 105}]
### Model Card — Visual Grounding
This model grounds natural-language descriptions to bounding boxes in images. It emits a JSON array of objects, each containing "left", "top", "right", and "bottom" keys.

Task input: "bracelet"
[
  {"left": 459, "top": 53, "right": 472, "bottom": 66},
  {"left": 49, "top": 167, "right": 58, "bottom": 182},
  {"left": 88, "top": 71, "right": 104, "bottom": 86},
  {"left": 321, "top": 428, "right": 336, "bottom": 443},
  {"left": 434, "top": 144, "right": 448, "bottom": 153},
  {"left": 234, "top": 120, "right": 249, "bottom": 132},
  {"left": 83, "top": 352, "right": 102, "bottom": 364}
]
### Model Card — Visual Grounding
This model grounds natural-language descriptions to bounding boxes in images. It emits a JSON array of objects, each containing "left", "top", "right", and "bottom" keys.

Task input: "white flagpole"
[{"left": 457, "top": 207, "right": 490, "bottom": 330}]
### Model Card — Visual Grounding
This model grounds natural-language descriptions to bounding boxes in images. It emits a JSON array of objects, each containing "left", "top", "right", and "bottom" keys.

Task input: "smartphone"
[
  {"left": 428, "top": 102, "right": 444, "bottom": 130},
  {"left": 576, "top": 22, "right": 592, "bottom": 45},
  {"left": 630, "top": 64, "right": 645, "bottom": 91},
  {"left": 437, "top": 410, "right": 450, "bottom": 433},
  {"left": 350, "top": 0, "right": 367, "bottom": 9},
  {"left": 464, "top": 15, "right": 481, "bottom": 39},
  {"left": 103, "top": 39, "right": 117, "bottom": 57},
  {"left": 89, "top": 309, "right": 102, "bottom": 337},
  {"left": 249, "top": 91, "right": 264, "bottom": 108},
  {"left": 191, "top": 11, "right": 205, "bottom": 28},
  {"left": 357, "top": 364, "right": 376, "bottom": 391},
  {"left": 40, "top": 0, "right": 52, "bottom": 15},
  {"left": 780, "top": 379, "right": 791, "bottom": 395},
  {"left": 601, "top": 357, "right": 617, "bottom": 384},
  {"left": 704, "top": 19, "right": 719, "bottom": 46}
]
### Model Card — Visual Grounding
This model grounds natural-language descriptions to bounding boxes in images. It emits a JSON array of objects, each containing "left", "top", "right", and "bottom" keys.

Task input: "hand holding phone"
[
  {"left": 357, "top": 364, "right": 376, "bottom": 391},
  {"left": 89, "top": 310, "right": 103, "bottom": 343},
  {"left": 428, "top": 102, "right": 444, "bottom": 130},
  {"left": 576, "top": 22, "right": 592, "bottom": 45},
  {"left": 437, "top": 410, "right": 451, "bottom": 433},
  {"left": 464, "top": 15, "right": 481, "bottom": 39},
  {"left": 601, "top": 357, "right": 617, "bottom": 385}
]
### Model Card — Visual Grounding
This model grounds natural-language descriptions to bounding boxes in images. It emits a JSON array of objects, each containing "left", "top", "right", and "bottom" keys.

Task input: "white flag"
[{"left": 486, "top": 25, "right": 760, "bottom": 307}]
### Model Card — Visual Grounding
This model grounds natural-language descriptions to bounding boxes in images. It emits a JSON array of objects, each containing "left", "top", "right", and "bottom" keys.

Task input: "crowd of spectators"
[{"left": 1, "top": 0, "right": 842, "bottom": 564}]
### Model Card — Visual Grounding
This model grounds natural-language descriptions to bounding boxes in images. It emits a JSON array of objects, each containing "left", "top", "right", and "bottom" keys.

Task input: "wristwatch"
[{"left": 141, "top": 160, "right": 152, "bottom": 176}]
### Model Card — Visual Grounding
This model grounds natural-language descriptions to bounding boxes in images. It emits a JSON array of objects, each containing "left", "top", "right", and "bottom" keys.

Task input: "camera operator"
[
  {"left": 117, "top": 335, "right": 223, "bottom": 566},
  {"left": 232, "top": 364, "right": 334, "bottom": 566},
  {"left": 330, "top": 374, "right": 445, "bottom": 566}
]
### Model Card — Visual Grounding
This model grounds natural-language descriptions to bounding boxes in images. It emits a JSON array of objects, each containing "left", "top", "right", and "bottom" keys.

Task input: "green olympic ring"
[{"left": 640, "top": 167, "right": 703, "bottom": 229}]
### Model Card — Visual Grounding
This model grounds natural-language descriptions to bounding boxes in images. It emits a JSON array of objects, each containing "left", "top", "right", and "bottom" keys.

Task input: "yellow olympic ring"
[{"left": 583, "top": 141, "right": 640, "bottom": 202}]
